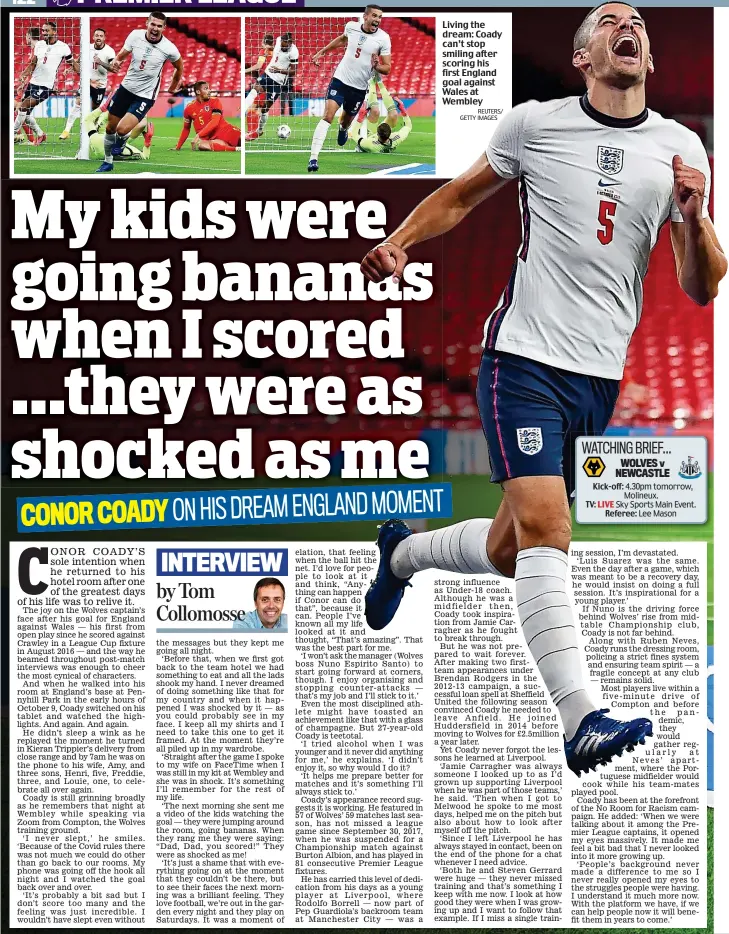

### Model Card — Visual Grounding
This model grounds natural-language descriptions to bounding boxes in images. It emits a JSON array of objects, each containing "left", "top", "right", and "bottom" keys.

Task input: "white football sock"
[
  {"left": 514, "top": 546, "right": 596, "bottom": 739},
  {"left": 390, "top": 519, "right": 505, "bottom": 579},
  {"left": 27, "top": 115, "right": 42, "bottom": 134},
  {"left": 103, "top": 133, "right": 115, "bottom": 163},
  {"left": 310, "top": 119, "right": 330, "bottom": 159},
  {"left": 65, "top": 101, "right": 81, "bottom": 132},
  {"left": 14, "top": 112, "right": 28, "bottom": 132},
  {"left": 244, "top": 87, "right": 259, "bottom": 112},
  {"left": 259, "top": 112, "right": 269, "bottom": 134}
]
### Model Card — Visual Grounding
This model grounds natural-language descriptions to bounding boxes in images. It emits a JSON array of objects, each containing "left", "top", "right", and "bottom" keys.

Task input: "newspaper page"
[{"left": 3, "top": 1, "right": 723, "bottom": 932}]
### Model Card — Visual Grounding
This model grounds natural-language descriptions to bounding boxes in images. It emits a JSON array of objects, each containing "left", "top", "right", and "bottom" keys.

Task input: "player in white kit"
[
  {"left": 242, "top": 33, "right": 299, "bottom": 140},
  {"left": 14, "top": 21, "right": 79, "bottom": 146},
  {"left": 360, "top": 3, "right": 726, "bottom": 776},
  {"left": 307, "top": 4, "right": 391, "bottom": 172},
  {"left": 96, "top": 13, "right": 183, "bottom": 173},
  {"left": 60, "top": 28, "right": 116, "bottom": 141}
]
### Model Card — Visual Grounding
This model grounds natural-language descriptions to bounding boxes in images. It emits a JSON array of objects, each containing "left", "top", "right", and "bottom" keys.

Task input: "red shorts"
[{"left": 213, "top": 121, "right": 241, "bottom": 147}]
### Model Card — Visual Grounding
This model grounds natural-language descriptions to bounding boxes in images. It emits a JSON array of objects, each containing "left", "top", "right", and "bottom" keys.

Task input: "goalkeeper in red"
[
  {"left": 360, "top": 2, "right": 726, "bottom": 778},
  {"left": 175, "top": 81, "right": 241, "bottom": 152}
]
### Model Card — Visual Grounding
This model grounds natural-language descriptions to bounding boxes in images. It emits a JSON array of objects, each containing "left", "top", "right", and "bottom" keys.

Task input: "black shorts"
[
  {"left": 90, "top": 86, "right": 106, "bottom": 109},
  {"left": 108, "top": 85, "right": 154, "bottom": 121},
  {"left": 477, "top": 348, "right": 619, "bottom": 497},
  {"left": 326, "top": 77, "right": 366, "bottom": 116},
  {"left": 257, "top": 74, "right": 285, "bottom": 104},
  {"left": 25, "top": 84, "right": 52, "bottom": 105}
]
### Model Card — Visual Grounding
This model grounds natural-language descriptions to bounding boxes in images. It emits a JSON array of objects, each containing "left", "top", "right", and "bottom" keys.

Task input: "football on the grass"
[{"left": 277, "top": 125, "right": 292, "bottom": 140}]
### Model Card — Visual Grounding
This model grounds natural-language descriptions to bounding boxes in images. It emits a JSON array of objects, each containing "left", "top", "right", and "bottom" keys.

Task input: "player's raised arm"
[
  {"left": 361, "top": 154, "right": 511, "bottom": 282},
  {"left": 167, "top": 57, "right": 184, "bottom": 94},
  {"left": 312, "top": 34, "right": 347, "bottom": 66},
  {"left": 669, "top": 155, "right": 727, "bottom": 305}
]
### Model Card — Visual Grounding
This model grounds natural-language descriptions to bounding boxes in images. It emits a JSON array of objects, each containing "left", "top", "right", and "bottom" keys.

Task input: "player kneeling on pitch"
[
  {"left": 175, "top": 81, "right": 241, "bottom": 152},
  {"left": 359, "top": 2, "right": 727, "bottom": 778},
  {"left": 348, "top": 77, "right": 411, "bottom": 152}
]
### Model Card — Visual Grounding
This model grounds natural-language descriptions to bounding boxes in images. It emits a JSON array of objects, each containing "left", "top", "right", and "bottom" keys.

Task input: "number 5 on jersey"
[{"left": 597, "top": 199, "right": 616, "bottom": 245}]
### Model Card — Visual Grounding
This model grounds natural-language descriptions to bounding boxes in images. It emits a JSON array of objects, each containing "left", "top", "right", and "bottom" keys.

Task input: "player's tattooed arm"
[
  {"left": 107, "top": 48, "right": 130, "bottom": 74},
  {"left": 361, "top": 153, "right": 510, "bottom": 283},
  {"left": 18, "top": 57, "right": 37, "bottom": 82},
  {"left": 167, "top": 58, "right": 184, "bottom": 94},
  {"left": 670, "top": 156, "right": 727, "bottom": 305},
  {"left": 312, "top": 35, "right": 347, "bottom": 65},
  {"left": 372, "top": 53, "right": 391, "bottom": 76}
]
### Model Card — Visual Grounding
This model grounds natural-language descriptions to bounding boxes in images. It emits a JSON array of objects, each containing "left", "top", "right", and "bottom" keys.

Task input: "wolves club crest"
[
  {"left": 517, "top": 427, "right": 543, "bottom": 455},
  {"left": 597, "top": 146, "right": 624, "bottom": 175}
]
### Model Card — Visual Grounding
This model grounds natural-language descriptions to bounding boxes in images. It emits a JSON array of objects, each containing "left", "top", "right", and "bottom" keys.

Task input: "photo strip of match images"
[{"left": 12, "top": 13, "right": 241, "bottom": 175}]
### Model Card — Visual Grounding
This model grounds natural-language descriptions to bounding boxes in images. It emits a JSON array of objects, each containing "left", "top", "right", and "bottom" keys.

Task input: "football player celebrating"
[
  {"left": 242, "top": 33, "right": 298, "bottom": 141},
  {"left": 14, "top": 21, "right": 79, "bottom": 146},
  {"left": 174, "top": 81, "right": 241, "bottom": 152},
  {"left": 96, "top": 12, "right": 183, "bottom": 173},
  {"left": 307, "top": 4, "right": 391, "bottom": 172},
  {"left": 60, "top": 27, "right": 116, "bottom": 141},
  {"left": 360, "top": 3, "right": 726, "bottom": 777}
]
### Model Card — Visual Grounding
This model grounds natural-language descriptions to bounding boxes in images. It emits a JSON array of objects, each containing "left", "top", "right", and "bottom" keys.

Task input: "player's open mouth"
[{"left": 612, "top": 34, "right": 639, "bottom": 60}]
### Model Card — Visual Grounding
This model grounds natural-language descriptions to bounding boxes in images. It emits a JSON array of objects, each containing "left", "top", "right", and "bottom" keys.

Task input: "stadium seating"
[{"left": 93, "top": 17, "right": 241, "bottom": 96}]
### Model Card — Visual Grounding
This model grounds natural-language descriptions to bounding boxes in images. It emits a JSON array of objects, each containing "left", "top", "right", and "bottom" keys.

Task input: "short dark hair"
[
  {"left": 147, "top": 12, "right": 167, "bottom": 25},
  {"left": 573, "top": 2, "right": 640, "bottom": 50},
  {"left": 377, "top": 123, "right": 392, "bottom": 142},
  {"left": 263, "top": 33, "right": 274, "bottom": 45},
  {"left": 254, "top": 578, "right": 285, "bottom": 601},
  {"left": 93, "top": 27, "right": 106, "bottom": 35},
  {"left": 193, "top": 80, "right": 209, "bottom": 93},
  {"left": 281, "top": 31, "right": 293, "bottom": 41},
  {"left": 365, "top": 4, "right": 384, "bottom": 12},
  {"left": 44, "top": 21, "right": 58, "bottom": 31}
]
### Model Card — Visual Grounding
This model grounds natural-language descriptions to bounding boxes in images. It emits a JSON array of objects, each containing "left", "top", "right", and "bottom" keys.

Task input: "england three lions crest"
[
  {"left": 517, "top": 427, "right": 543, "bottom": 455},
  {"left": 597, "top": 146, "right": 624, "bottom": 176}
]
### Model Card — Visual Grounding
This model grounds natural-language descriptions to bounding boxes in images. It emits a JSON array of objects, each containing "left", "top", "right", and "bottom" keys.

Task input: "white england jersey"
[
  {"left": 333, "top": 20, "right": 391, "bottom": 91},
  {"left": 90, "top": 43, "right": 115, "bottom": 88},
  {"left": 120, "top": 30, "right": 180, "bottom": 100},
  {"left": 264, "top": 38, "right": 299, "bottom": 87},
  {"left": 484, "top": 96, "right": 711, "bottom": 380},
  {"left": 31, "top": 39, "right": 73, "bottom": 89}
]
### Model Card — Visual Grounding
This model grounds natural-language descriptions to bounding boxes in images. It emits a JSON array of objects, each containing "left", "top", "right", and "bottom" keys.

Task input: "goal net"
[
  {"left": 243, "top": 16, "right": 435, "bottom": 153},
  {"left": 13, "top": 15, "right": 90, "bottom": 164}
]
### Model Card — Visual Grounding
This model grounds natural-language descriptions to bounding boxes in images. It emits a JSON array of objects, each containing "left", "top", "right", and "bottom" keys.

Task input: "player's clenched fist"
[
  {"left": 361, "top": 241, "right": 408, "bottom": 283},
  {"left": 672, "top": 155, "right": 705, "bottom": 222}
]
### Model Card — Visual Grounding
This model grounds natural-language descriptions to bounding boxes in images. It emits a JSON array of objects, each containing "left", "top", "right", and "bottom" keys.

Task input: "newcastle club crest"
[
  {"left": 597, "top": 145, "right": 624, "bottom": 176},
  {"left": 516, "top": 427, "right": 543, "bottom": 456}
]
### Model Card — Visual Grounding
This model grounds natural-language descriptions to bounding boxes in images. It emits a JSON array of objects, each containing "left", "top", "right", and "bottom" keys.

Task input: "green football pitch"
[
  {"left": 12, "top": 116, "right": 241, "bottom": 176},
  {"left": 245, "top": 115, "right": 435, "bottom": 176}
]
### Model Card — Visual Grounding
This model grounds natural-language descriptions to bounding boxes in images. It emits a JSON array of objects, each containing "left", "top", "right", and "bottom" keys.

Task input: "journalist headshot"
[{"left": 234, "top": 577, "right": 288, "bottom": 632}]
